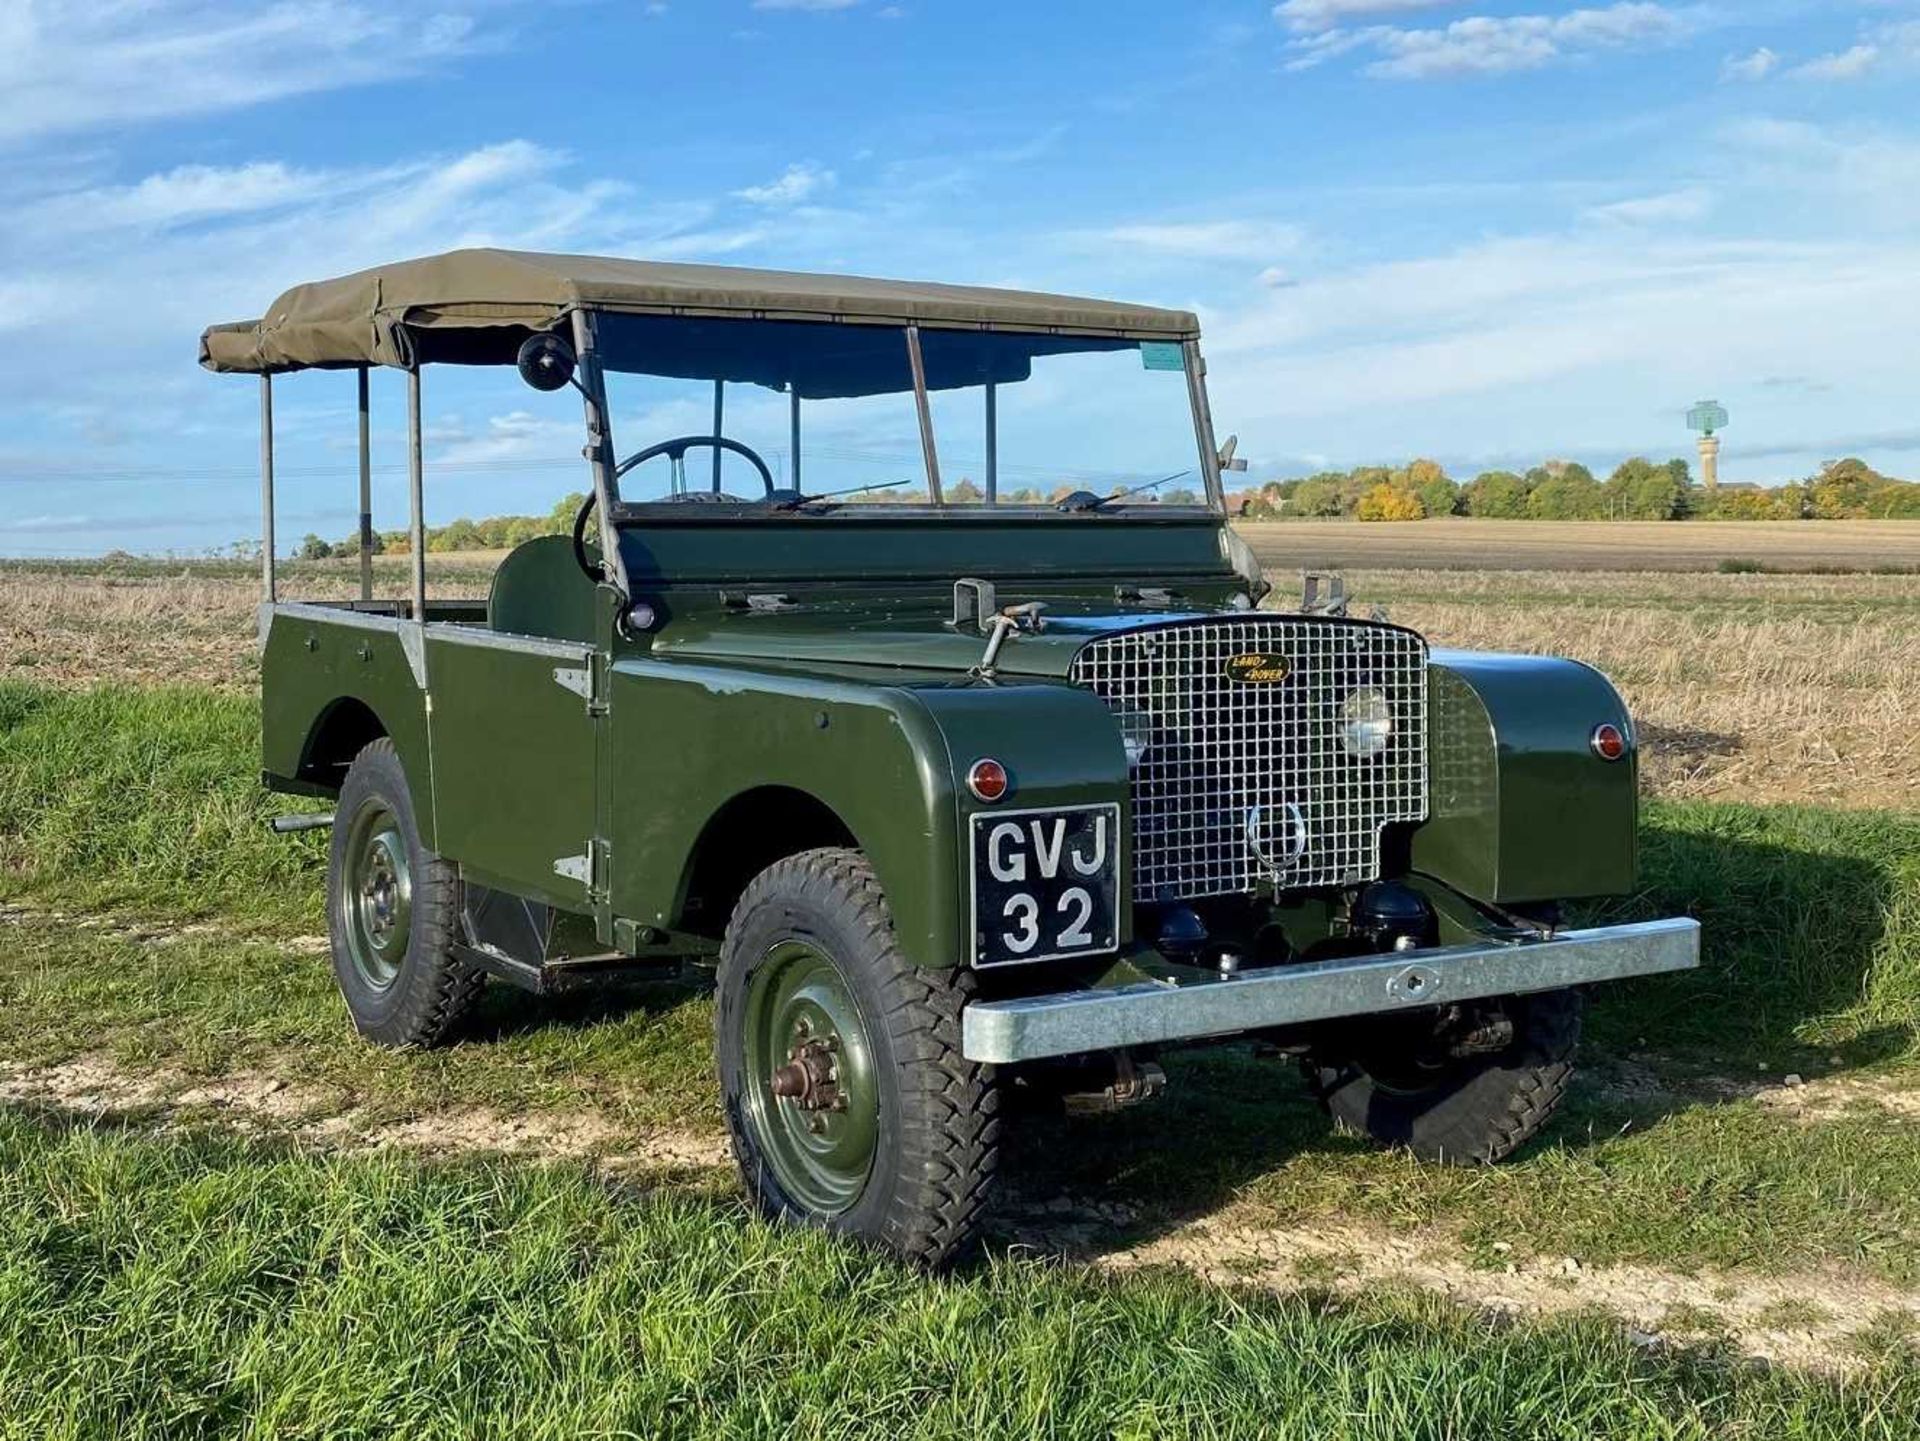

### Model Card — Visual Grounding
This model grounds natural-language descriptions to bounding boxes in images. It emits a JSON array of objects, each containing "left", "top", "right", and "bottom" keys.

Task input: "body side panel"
[{"left": 259, "top": 606, "right": 437, "bottom": 847}]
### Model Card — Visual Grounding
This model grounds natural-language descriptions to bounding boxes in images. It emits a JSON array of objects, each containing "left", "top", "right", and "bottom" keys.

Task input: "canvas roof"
[{"left": 198, "top": 247, "right": 1201, "bottom": 376}]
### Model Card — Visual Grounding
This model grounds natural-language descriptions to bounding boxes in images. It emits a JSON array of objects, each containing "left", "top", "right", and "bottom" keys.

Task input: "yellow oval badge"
[{"left": 1225, "top": 652, "right": 1291, "bottom": 684}]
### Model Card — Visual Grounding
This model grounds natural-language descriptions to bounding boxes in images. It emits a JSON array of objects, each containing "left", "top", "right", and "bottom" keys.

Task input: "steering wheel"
[
  {"left": 614, "top": 435, "right": 777, "bottom": 500},
  {"left": 571, "top": 436, "right": 780, "bottom": 582},
  {"left": 571, "top": 492, "right": 607, "bottom": 582}
]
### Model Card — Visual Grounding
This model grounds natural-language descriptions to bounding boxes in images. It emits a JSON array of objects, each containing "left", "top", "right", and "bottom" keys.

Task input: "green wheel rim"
[
  {"left": 338, "top": 800, "right": 412, "bottom": 992},
  {"left": 740, "top": 939, "right": 879, "bottom": 1215}
]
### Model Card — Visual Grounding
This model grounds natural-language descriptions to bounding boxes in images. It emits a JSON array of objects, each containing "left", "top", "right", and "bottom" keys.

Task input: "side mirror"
[
  {"left": 1217, "top": 433, "right": 1249, "bottom": 474},
  {"left": 516, "top": 333, "right": 577, "bottom": 392}
]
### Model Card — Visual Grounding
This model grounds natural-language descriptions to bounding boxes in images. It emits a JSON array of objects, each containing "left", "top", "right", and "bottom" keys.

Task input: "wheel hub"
[
  {"left": 770, "top": 1035, "right": 847, "bottom": 1113},
  {"left": 337, "top": 806, "right": 411, "bottom": 992}
]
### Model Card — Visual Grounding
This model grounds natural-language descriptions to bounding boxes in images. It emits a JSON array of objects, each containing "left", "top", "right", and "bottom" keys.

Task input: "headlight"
[
  {"left": 1115, "top": 707, "right": 1155, "bottom": 768},
  {"left": 1340, "top": 687, "right": 1392, "bottom": 758}
]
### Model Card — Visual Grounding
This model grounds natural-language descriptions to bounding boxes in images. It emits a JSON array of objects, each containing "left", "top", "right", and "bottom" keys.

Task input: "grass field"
[{"left": 1, "top": 534, "right": 1918, "bottom": 1434}]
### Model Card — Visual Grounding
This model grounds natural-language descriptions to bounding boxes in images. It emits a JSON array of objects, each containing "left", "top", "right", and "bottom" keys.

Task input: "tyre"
[
  {"left": 1306, "top": 988, "right": 1582, "bottom": 1165},
  {"left": 326, "top": 738, "right": 484, "bottom": 1048},
  {"left": 716, "top": 847, "right": 1000, "bottom": 1267}
]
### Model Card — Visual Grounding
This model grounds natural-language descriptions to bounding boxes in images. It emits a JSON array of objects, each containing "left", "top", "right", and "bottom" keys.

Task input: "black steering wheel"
[
  {"left": 614, "top": 435, "right": 777, "bottom": 500},
  {"left": 571, "top": 436, "right": 780, "bottom": 582},
  {"left": 571, "top": 491, "right": 607, "bottom": 582}
]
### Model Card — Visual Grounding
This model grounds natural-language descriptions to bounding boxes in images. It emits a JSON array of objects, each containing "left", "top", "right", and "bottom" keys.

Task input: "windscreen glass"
[{"left": 594, "top": 314, "right": 1207, "bottom": 511}]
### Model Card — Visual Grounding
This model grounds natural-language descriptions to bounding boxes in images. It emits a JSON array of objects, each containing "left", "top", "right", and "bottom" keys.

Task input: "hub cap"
[
  {"left": 741, "top": 940, "right": 877, "bottom": 1215},
  {"left": 339, "top": 802, "right": 411, "bottom": 991}
]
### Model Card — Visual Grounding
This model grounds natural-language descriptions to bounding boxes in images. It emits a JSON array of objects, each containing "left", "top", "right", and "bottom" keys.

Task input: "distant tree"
[
  {"left": 1807, "top": 458, "right": 1882, "bottom": 519},
  {"left": 1606, "top": 458, "right": 1685, "bottom": 520},
  {"left": 548, "top": 492, "right": 589, "bottom": 532},
  {"left": 1526, "top": 463, "right": 1603, "bottom": 519},
  {"left": 1162, "top": 487, "right": 1201, "bottom": 506},
  {"left": 1355, "top": 482, "right": 1424, "bottom": 522},
  {"left": 1412, "top": 471, "right": 1459, "bottom": 517},
  {"left": 1463, "top": 470, "right": 1529, "bottom": 518},
  {"left": 947, "top": 477, "right": 983, "bottom": 504},
  {"left": 296, "top": 533, "right": 333, "bottom": 560},
  {"left": 1290, "top": 478, "right": 1343, "bottom": 517},
  {"left": 1003, "top": 487, "right": 1041, "bottom": 505}
]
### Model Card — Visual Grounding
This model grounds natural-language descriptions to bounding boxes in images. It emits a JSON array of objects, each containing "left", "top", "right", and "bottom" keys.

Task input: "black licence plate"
[{"left": 970, "top": 804, "right": 1121, "bottom": 967}]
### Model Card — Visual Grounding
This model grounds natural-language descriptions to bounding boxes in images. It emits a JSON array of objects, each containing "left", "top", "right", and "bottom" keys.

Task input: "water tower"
[{"left": 1686, "top": 400, "right": 1728, "bottom": 491}]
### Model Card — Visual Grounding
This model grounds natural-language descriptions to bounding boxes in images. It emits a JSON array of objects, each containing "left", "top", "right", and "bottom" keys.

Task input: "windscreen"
[{"left": 593, "top": 314, "right": 1208, "bottom": 511}]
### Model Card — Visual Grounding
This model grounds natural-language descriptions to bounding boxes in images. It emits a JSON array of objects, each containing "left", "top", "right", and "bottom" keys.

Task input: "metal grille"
[{"left": 1069, "top": 616, "right": 1428, "bottom": 903}]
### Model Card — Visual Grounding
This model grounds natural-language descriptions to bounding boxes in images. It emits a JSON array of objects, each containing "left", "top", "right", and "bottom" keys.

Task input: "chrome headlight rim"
[{"left": 1340, "top": 686, "right": 1393, "bottom": 758}]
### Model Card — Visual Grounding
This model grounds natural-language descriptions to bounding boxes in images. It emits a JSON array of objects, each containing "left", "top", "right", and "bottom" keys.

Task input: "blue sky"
[{"left": 3, "top": 0, "right": 1918, "bottom": 554}]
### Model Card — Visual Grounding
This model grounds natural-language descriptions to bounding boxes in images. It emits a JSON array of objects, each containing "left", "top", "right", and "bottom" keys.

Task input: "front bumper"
[{"left": 961, "top": 916, "right": 1700, "bottom": 1064}]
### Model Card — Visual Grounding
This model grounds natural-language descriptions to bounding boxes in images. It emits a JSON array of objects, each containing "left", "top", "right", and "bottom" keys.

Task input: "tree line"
[
  {"left": 1233, "top": 456, "right": 1920, "bottom": 522},
  {"left": 290, "top": 456, "right": 1920, "bottom": 557}
]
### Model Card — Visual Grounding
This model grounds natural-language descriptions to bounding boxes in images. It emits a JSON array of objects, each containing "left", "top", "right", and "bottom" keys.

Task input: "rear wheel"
[
  {"left": 716, "top": 847, "right": 1000, "bottom": 1267},
  {"left": 1306, "top": 988, "right": 1582, "bottom": 1164},
  {"left": 326, "top": 739, "right": 484, "bottom": 1048}
]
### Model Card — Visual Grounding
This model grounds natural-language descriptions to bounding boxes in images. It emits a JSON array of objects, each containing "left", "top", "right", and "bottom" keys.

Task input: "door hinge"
[
  {"left": 553, "top": 837, "right": 610, "bottom": 905},
  {"left": 554, "top": 663, "right": 610, "bottom": 717}
]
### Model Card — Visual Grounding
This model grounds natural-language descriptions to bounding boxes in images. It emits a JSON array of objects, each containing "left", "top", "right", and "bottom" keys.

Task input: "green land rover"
[{"left": 202, "top": 249, "right": 1698, "bottom": 1265}]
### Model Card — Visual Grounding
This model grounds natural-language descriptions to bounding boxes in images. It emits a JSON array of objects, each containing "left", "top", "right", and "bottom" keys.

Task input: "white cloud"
[
  {"left": 752, "top": 0, "right": 860, "bottom": 10},
  {"left": 1085, "top": 220, "right": 1305, "bottom": 262},
  {"left": 0, "top": 2, "right": 485, "bottom": 144},
  {"left": 733, "top": 163, "right": 836, "bottom": 206},
  {"left": 1790, "top": 44, "right": 1878, "bottom": 82},
  {"left": 1272, "top": 0, "right": 1461, "bottom": 34},
  {"left": 1289, "top": 3, "right": 1688, "bottom": 79},
  {"left": 1581, "top": 187, "right": 1713, "bottom": 226},
  {"left": 0, "top": 513, "right": 96, "bottom": 533},
  {"left": 1720, "top": 47, "right": 1778, "bottom": 83}
]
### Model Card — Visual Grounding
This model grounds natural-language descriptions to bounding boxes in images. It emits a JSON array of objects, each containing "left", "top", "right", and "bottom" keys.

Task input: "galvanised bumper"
[{"left": 961, "top": 916, "right": 1700, "bottom": 1064}]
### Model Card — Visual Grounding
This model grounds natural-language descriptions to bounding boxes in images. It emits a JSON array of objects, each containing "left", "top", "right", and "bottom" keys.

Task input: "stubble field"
[{"left": 0, "top": 527, "right": 1916, "bottom": 1436}]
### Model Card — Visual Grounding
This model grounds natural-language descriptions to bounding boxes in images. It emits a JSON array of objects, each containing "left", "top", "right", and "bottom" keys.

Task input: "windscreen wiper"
[
  {"left": 770, "top": 480, "right": 910, "bottom": 511},
  {"left": 1055, "top": 469, "right": 1195, "bottom": 513}
]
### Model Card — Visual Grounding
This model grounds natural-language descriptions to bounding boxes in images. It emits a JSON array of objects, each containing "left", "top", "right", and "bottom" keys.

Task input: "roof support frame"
[
  {"left": 407, "top": 368, "right": 426, "bottom": 621},
  {"left": 258, "top": 375, "right": 276, "bottom": 603},
  {"left": 904, "top": 325, "right": 944, "bottom": 506},
  {"left": 1183, "top": 340, "right": 1226, "bottom": 513},
  {"left": 357, "top": 366, "right": 373, "bottom": 604},
  {"left": 571, "top": 309, "right": 632, "bottom": 602}
]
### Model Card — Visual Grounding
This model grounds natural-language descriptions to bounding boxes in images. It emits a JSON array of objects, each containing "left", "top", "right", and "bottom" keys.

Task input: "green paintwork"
[
  {"left": 260, "top": 607, "right": 439, "bottom": 849},
  {"left": 1414, "top": 649, "right": 1637, "bottom": 904},
  {"left": 424, "top": 630, "right": 599, "bottom": 911}
]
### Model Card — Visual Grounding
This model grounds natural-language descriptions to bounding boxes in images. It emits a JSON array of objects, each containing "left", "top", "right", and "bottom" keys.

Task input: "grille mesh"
[{"left": 1069, "top": 616, "right": 1428, "bottom": 902}]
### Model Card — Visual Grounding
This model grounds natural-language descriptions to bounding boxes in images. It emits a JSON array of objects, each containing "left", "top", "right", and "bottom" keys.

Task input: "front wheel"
[
  {"left": 1305, "top": 988, "right": 1582, "bottom": 1165},
  {"left": 716, "top": 848, "right": 1000, "bottom": 1267}
]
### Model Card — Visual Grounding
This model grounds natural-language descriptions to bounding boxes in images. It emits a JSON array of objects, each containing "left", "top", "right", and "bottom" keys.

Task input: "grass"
[
  {"left": 0, "top": 1109, "right": 1912, "bottom": 1440},
  {"left": 0, "top": 681, "right": 324, "bottom": 927}
]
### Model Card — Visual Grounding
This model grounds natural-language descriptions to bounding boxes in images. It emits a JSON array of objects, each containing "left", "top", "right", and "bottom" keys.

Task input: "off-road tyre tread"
[
  {"left": 718, "top": 847, "right": 1000, "bottom": 1268},
  {"left": 1308, "top": 988, "right": 1582, "bottom": 1166},
  {"left": 328, "top": 738, "right": 485, "bottom": 1049}
]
